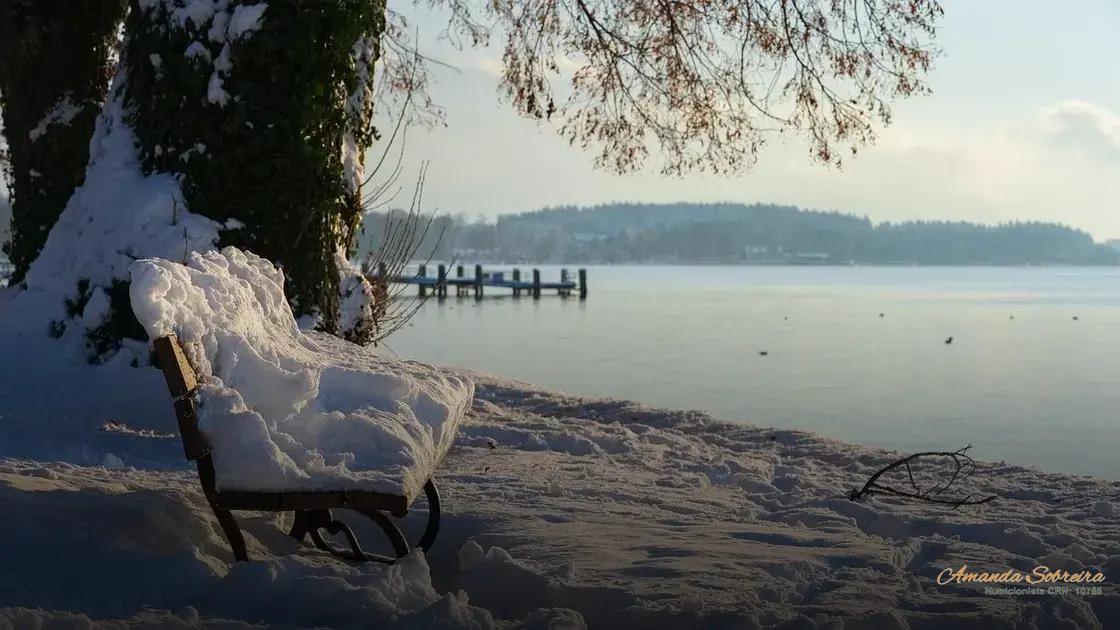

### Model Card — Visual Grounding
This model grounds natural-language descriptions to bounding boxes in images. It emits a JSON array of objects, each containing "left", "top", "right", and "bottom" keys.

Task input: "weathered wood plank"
[
  {"left": 211, "top": 490, "right": 409, "bottom": 515},
  {"left": 154, "top": 335, "right": 197, "bottom": 399},
  {"left": 174, "top": 398, "right": 210, "bottom": 461}
]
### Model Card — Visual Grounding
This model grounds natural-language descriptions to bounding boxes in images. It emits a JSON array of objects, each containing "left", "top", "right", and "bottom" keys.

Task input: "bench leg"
[
  {"left": 291, "top": 509, "right": 408, "bottom": 563},
  {"left": 284, "top": 478, "right": 442, "bottom": 563},
  {"left": 210, "top": 502, "right": 248, "bottom": 562},
  {"left": 354, "top": 508, "right": 409, "bottom": 560},
  {"left": 290, "top": 509, "right": 334, "bottom": 551},
  {"left": 416, "top": 479, "right": 441, "bottom": 553}
]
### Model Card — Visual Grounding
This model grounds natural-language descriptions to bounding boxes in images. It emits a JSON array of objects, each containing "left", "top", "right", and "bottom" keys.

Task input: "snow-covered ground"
[{"left": 1, "top": 330, "right": 1118, "bottom": 628}]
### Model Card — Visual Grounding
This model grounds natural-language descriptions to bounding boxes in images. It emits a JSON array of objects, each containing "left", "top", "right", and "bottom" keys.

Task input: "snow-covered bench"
[{"left": 130, "top": 248, "right": 473, "bottom": 562}]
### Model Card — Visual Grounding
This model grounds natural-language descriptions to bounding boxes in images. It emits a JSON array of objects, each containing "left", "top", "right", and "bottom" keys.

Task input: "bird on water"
[{"left": 944, "top": 336, "right": 954, "bottom": 345}]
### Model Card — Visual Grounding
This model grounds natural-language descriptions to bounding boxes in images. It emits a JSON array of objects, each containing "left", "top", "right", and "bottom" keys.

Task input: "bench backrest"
[{"left": 153, "top": 335, "right": 210, "bottom": 462}]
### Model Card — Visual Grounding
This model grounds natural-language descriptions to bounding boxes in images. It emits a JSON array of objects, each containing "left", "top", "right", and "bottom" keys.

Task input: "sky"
[{"left": 386, "top": 0, "right": 1120, "bottom": 240}]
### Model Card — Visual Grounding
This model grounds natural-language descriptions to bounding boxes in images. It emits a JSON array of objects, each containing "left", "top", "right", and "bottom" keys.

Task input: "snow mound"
[
  {"left": 129, "top": 247, "right": 473, "bottom": 497},
  {"left": 2, "top": 61, "right": 220, "bottom": 364},
  {"left": 21, "top": 76, "right": 219, "bottom": 307}
]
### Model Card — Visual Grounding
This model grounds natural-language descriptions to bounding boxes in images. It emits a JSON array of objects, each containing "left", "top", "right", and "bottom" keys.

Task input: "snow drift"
[
  {"left": 1, "top": 61, "right": 218, "bottom": 368},
  {"left": 128, "top": 247, "right": 473, "bottom": 497}
]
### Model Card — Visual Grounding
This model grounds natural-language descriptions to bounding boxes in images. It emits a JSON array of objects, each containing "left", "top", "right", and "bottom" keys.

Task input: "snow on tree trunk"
[
  {"left": 121, "top": 0, "right": 384, "bottom": 344},
  {"left": 5, "top": 0, "right": 386, "bottom": 362},
  {"left": 0, "top": 0, "right": 126, "bottom": 284}
]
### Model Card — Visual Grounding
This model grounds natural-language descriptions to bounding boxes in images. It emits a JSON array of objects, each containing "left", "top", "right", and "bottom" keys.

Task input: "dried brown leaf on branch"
[{"left": 402, "top": 0, "right": 942, "bottom": 174}]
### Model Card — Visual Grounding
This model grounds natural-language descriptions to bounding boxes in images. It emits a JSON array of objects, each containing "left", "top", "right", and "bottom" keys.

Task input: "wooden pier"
[{"left": 371, "top": 264, "right": 587, "bottom": 300}]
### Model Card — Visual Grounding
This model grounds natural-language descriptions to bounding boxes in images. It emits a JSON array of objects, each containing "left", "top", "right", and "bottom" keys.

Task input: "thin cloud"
[{"left": 1037, "top": 100, "right": 1120, "bottom": 163}]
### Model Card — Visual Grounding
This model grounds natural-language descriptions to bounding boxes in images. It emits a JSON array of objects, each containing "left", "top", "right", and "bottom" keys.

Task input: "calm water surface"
[{"left": 388, "top": 265, "right": 1120, "bottom": 479}]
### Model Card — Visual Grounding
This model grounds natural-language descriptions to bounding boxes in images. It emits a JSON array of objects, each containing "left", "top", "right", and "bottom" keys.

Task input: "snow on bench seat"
[{"left": 129, "top": 247, "right": 472, "bottom": 501}]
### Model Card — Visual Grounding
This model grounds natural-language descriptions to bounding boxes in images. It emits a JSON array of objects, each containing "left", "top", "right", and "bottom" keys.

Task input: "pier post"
[
  {"left": 437, "top": 264, "right": 447, "bottom": 299},
  {"left": 560, "top": 268, "right": 569, "bottom": 297},
  {"left": 377, "top": 262, "right": 386, "bottom": 279},
  {"left": 579, "top": 268, "right": 587, "bottom": 299},
  {"left": 474, "top": 264, "right": 483, "bottom": 299},
  {"left": 456, "top": 265, "right": 465, "bottom": 296},
  {"left": 418, "top": 264, "right": 427, "bottom": 297},
  {"left": 532, "top": 268, "right": 541, "bottom": 299},
  {"left": 512, "top": 268, "right": 521, "bottom": 297}
]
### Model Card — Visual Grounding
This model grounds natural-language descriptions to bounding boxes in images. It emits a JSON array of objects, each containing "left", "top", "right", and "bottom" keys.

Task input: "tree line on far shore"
[{"left": 358, "top": 203, "right": 1119, "bottom": 266}]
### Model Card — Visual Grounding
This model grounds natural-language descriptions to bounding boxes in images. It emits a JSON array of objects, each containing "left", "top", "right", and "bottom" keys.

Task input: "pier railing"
[{"left": 369, "top": 263, "right": 587, "bottom": 300}]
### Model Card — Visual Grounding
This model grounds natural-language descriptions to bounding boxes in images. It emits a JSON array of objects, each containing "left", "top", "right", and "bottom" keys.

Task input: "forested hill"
[{"left": 357, "top": 202, "right": 1119, "bottom": 266}]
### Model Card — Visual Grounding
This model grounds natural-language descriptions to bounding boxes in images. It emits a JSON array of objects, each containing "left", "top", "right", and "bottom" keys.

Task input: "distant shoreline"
[{"left": 363, "top": 202, "right": 1119, "bottom": 268}]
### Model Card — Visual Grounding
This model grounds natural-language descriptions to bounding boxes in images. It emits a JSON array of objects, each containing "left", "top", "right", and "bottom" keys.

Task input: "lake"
[{"left": 387, "top": 265, "right": 1120, "bottom": 480}]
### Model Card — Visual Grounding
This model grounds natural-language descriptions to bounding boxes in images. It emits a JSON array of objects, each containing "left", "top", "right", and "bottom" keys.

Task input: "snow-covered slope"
[{"left": 3, "top": 65, "right": 220, "bottom": 363}]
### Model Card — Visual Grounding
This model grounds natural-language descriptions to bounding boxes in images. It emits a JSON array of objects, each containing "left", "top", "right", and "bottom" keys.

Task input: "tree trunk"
[
  {"left": 120, "top": 0, "right": 384, "bottom": 339},
  {"left": 0, "top": 0, "right": 126, "bottom": 284}
]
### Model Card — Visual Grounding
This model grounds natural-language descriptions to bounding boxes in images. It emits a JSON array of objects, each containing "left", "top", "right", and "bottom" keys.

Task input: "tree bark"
[
  {"left": 122, "top": 0, "right": 384, "bottom": 337},
  {"left": 0, "top": 0, "right": 126, "bottom": 284}
]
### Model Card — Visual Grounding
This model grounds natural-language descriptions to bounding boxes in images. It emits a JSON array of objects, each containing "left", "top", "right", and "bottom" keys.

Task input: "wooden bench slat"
[
  {"left": 154, "top": 335, "right": 197, "bottom": 399},
  {"left": 211, "top": 490, "right": 408, "bottom": 515},
  {"left": 174, "top": 398, "right": 210, "bottom": 461}
]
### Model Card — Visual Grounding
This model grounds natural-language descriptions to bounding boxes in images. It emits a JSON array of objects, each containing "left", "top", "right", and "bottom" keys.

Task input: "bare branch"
[
  {"left": 359, "top": 162, "right": 448, "bottom": 346},
  {"left": 850, "top": 444, "right": 997, "bottom": 509}
]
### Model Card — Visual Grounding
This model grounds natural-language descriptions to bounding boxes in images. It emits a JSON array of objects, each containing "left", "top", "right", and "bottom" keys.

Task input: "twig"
[{"left": 850, "top": 444, "right": 996, "bottom": 509}]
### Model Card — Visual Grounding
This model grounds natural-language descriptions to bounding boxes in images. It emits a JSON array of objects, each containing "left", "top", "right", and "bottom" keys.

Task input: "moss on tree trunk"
[{"left": 122, "top": 0, "right": 384, "bottom": 333}]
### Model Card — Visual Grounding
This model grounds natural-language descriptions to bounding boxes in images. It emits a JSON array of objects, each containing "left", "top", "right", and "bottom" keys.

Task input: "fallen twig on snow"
[{"left": 849, "top": 443, "right": 996, "bottom": 508}]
